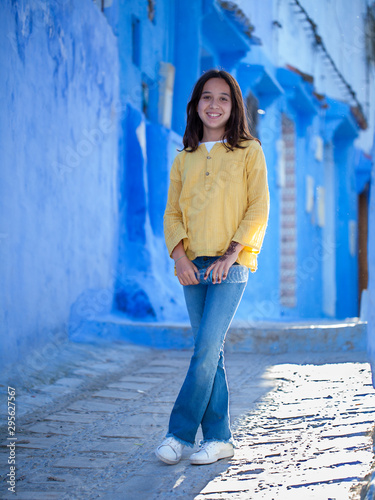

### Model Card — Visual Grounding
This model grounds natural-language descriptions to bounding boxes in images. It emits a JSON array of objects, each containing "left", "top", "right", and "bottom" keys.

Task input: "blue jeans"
[{"left": 167, "top": 256, "right": 248, "bottom": 447}]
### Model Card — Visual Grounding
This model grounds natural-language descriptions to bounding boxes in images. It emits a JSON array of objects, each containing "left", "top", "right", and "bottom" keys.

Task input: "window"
[
  {"left": 148, "top": 0, "right": 156, "bottom": 23},
  {"left": 142, "top": 81, "right": 149, "bottom": 117},
  {"left": 93, "top": 0, "right": 113, "bottom": 12}
]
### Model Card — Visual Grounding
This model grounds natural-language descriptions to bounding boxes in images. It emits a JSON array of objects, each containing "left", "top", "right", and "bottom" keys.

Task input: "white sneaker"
[
  {"left": 155, "top": 436, "right": 184, "bottom": 465},
  {"left": 190, "top": 441, "right": 234, "bottom": 465}
]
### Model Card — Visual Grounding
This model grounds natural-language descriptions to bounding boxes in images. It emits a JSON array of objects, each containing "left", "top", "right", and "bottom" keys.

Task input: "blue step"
[{"left": 69, "top": 313, "right": 367, "bottom": 354}]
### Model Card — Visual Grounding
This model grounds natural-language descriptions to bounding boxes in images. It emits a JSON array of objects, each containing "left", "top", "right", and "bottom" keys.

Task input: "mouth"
[{"left": 207, "top": 112, "right": 222, "bottom": 118}]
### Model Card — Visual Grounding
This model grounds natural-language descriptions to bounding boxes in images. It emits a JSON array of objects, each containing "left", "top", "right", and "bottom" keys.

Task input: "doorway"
[{"left": 358, "top": 185, "right": 369, "bottom": 314}]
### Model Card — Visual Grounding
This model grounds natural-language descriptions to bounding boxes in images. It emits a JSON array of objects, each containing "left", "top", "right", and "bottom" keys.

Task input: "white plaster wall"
[{"left": 236, "top": 0, "right": 375, "bottom": 152}]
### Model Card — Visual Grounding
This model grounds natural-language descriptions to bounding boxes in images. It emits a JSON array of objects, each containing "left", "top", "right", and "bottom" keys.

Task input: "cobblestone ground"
[
  {"left": 196, "top": 363, "right": 375, "bottom": 500},
  {"left": 0, "top": 340, "right": 374, "bottom": 500}
]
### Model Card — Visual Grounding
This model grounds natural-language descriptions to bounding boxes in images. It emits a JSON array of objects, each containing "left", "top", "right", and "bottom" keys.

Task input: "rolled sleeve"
[{"left": 233, "top": 145, "right": 270, "bottom": 253}]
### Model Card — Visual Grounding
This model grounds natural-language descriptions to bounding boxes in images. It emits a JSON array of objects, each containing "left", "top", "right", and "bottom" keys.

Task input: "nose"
[{"left": 209, "top": 98, "right": 220, "bottom": 108}]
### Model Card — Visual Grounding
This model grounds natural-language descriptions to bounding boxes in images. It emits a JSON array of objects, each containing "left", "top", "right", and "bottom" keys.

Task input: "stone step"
[{"left": 69, "top": 313, "right": 367, "bottom": 354}]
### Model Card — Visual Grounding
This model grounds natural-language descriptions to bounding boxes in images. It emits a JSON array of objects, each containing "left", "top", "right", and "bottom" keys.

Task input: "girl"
[{"left": 156, "top": 69, "right": 269, "bottom": 465}]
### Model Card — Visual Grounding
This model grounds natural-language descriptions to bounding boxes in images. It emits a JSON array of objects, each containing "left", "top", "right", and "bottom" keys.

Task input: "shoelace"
[
  {"left": 198, "top": 441, "right": 217, "bottom": 453},
  {"left": 164, "top": 437, "right": 181, "bottom": 451}
]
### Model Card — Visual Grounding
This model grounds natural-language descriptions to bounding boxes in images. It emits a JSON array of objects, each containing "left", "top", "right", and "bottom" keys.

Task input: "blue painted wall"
[
  {"left": 0, "top": 0, "right": 119, "bottom": 369},
  {"left": 295, "top": 114, "right": 324, "bottom": 318},
  {"left": 2, "top": 0, "right": 372, "bottom": 361},
  {"left": 106, "top": 0, "right": 278, "bottom": 327},
  {"left": 368, "top": 133, "right": 375, "bottom": 386},
  {"left": 101, "top": 1, "right": 189, "bottom": 323},
  {"left": 100, "top": 0, "right": 365, "bottom": 327},
  {"left": 334, "top": 139, "right": 358, "bottom": 318}
]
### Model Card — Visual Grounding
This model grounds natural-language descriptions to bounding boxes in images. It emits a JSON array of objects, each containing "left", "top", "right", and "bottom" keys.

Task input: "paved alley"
[{"left": 0, "top": 340, "right": 374, "bottom": 499}]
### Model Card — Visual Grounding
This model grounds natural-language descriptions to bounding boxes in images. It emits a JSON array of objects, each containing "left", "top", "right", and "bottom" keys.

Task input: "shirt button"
[
  {"left": 206, "top": 172, "right": 210, "bottom": 176},
  {"left": 207, "top": 156, "right": 211, "bottom": 159}
]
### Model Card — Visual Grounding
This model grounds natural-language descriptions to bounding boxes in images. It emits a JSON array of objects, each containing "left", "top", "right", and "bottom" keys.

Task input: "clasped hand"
[
  {"left": 176, "top": 252, "right": 239, "bottom": 286},
  {"left": 203, "top": 252, "right": 238, "bottom": 284}
]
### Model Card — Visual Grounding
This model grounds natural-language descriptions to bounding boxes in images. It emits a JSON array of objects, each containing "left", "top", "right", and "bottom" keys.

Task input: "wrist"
[
  {"left": 224, "top": 241, "right": 243, "bottom": 258},
  {"left": 174, "top": 255, "right": 188, "bottom": 263},
  {"left": 232, "top": 242, "right": 244, "bottom": 255}
]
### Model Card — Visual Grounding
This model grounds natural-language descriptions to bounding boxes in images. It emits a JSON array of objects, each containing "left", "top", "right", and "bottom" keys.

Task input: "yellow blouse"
[{"left": 163, "top": 140, "right": 270, "bottom": 272}]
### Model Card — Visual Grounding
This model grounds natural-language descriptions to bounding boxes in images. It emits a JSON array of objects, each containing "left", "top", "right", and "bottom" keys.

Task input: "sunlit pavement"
[
  {"left": 0, "top": 339, "right": 374, "bottom": 499},
  {"left": 196, "top": 362, "right": 375, "bottom": 500}
]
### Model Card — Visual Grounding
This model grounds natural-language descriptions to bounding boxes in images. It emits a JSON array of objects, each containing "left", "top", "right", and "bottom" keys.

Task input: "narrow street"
[
  {"left": 2, "top": 1, "right": 375, "bottom": 499},
  {"left": 1, "top": 336, "right": 374, "bottom": 499}
]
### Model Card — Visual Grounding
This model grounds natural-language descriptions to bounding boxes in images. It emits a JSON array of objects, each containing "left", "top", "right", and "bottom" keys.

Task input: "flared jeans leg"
[{"left": 167, "top": 279, "right": 247, "bottom": 446}]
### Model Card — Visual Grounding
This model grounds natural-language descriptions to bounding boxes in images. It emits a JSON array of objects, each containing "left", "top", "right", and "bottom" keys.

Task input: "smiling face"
[{"left": 197, "top": 78, "right": 232, "bottom": 142}]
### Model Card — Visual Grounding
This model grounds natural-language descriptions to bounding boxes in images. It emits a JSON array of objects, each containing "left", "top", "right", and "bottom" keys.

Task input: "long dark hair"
[{"left": 182, "top": 69, "right": 259, "bottom": 152}]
